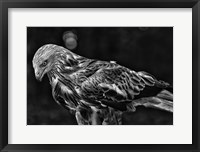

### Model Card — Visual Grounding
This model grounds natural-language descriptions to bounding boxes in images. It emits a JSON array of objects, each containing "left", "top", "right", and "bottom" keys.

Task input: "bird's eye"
[{"left": 41, "top": 60, "right": 48, "bottom": 67}]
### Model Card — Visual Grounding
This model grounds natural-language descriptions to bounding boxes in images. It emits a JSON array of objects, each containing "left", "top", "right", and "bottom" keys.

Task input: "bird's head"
[{"left": 32, "top": 44, "right": 81, "bottom": 81}]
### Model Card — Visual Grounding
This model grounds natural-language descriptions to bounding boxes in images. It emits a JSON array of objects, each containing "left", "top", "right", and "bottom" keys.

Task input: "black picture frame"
[{"left": 0, "top": 0, "right": 199, "bottom": 151}]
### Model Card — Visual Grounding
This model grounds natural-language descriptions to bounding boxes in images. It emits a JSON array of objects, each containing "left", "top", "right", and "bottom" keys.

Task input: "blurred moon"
[{"left": 63, "top": 31, "right": 77, "bottom": 50}]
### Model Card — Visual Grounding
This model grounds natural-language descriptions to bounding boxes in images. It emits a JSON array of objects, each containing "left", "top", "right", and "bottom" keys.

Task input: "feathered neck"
[{"left": 47, "top": 69, "right": 78, "bottom": 96}]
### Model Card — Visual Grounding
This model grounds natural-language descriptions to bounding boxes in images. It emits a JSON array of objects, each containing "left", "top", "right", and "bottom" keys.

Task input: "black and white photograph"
[
  {"left": 27, "top": 27, "right": 173, "bottom": 125},
  {"left": 1, "top": 0, "right": 199, "bottom": 150}
]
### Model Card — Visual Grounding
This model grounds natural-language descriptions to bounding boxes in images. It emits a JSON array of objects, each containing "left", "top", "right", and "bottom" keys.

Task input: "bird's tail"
[
  {"left": 138, "top": 71, "right": 172, "bottom": 89},
  {"left": 126, "top": 90, "right": 173, "bottom": 113}
]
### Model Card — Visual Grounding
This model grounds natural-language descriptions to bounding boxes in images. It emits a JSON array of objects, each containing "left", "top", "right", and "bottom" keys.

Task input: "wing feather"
[{"left": 80, "top": 63, "right": 167, "bottom": 105}]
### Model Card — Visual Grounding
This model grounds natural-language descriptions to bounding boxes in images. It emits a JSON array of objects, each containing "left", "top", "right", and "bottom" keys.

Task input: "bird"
[{"left": 32, "top": 44, "right": 173, "bottom": 125}]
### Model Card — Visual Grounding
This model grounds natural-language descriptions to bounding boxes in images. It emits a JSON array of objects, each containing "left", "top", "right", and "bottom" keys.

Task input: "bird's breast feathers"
[{"left": 50, "top": 75, "right": 59, "bottom": 88}]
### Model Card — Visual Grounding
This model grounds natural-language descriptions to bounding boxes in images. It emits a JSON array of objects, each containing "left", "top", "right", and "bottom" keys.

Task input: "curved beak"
[{"left": 34, "top": 68, "right": 45, "bottom": 81}]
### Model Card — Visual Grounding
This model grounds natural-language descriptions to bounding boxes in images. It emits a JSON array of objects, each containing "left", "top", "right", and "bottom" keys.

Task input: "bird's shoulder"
[{"left": 69, "top": 59, "right": 116, "bottom": 83}]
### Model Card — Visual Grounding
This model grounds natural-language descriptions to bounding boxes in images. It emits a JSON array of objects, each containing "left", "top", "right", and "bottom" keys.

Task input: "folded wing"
[{"left": 80, "top": 63, "right": 171, "bottom": 110}]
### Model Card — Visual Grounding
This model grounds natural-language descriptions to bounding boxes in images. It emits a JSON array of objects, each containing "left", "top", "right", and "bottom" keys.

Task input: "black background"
[{"left": 27, "top": 27, "right": 173, "bottom": 125}]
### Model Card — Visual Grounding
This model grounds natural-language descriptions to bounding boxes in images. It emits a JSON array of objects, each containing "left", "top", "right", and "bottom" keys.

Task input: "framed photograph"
[{"left": 0, "top": 0, "right": 199, "bottom": 151}]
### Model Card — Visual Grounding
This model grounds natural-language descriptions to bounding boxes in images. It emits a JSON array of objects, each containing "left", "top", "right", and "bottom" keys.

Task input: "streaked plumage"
[{"left": 32, "top": 44, "right": 173, "bottom": 125}]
